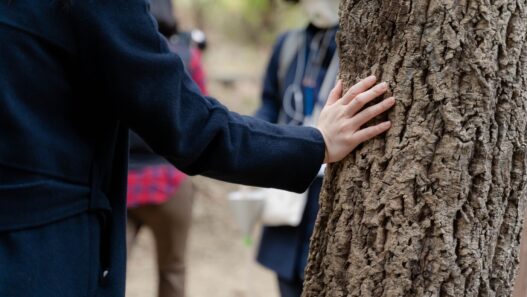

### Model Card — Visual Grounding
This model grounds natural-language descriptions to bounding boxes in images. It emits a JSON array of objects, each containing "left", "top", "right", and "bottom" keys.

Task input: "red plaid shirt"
[{"left": 127, "top": 165, "right": 187, "bottom": 208}]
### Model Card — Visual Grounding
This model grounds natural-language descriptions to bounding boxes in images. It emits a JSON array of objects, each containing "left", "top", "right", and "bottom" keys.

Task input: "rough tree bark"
[{"left": 303, "top": 1, "right": 527, "bottom": 296}]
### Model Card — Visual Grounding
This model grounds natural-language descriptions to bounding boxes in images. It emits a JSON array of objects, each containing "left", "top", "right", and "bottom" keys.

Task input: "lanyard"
[
  {"left": 303, "top": 30, "right": 334, "bottom": 118},
  {"left": 281, "top": 29, "right": 335, "bottom": 125}
]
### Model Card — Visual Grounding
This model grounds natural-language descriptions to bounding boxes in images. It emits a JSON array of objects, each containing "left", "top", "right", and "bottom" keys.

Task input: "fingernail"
[
  {"left": 384, "top": 97, "right": 395, "bottom": 106},
  {"left": 380, "top": 82, "right": 388, "bottom": 89},
  {"left": 382, "top": 121, "right": 392, "bottom": 128},
  {"left": 369, "top": 75, "right": 377, "bottom": 81}
]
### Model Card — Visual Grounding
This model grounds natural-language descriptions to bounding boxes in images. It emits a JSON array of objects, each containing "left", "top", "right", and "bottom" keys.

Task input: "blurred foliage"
[{"left": 176, "top": 0, "right": 307, "bottom": 44}]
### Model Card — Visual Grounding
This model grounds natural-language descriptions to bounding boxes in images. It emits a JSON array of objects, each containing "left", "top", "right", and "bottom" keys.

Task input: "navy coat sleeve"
[
  {"left": 254, "top": 35, "right": 285, "bottom": 123},
  {"left": 72, "top": 0, "right": 325, "bottom": 192}
]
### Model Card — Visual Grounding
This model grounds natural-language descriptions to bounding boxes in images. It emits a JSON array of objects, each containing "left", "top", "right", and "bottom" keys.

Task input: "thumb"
[{"left": 326, "top": 80, "right": 343, "bottom": 106}]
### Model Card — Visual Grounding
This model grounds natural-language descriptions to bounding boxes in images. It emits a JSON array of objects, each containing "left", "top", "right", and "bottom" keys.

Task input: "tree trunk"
[{"left": 303, "top": 1, "right": 527, "bottom": 297}]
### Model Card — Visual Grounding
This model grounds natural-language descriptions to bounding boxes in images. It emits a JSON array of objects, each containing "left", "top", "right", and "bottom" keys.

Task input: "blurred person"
[
  {"left": 255, "top": 0, "right": 341, "bottom": 296},
  {"left": 149, "top": 0, "right": 207, "bottom": 94},
  {"left": 0, "top": 1, "right": 395, "bottom": 297},
  {"left": 127, "top": 132, "right": 194, "bottom": 297},
  {"left": 125, "top": 1, "right": 205, "bottom": 297}
]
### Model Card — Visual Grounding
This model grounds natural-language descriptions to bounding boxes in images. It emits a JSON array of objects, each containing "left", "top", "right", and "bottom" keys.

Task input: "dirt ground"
[{"left": 125, "top": 35, "right": 281, "bottom": 297}]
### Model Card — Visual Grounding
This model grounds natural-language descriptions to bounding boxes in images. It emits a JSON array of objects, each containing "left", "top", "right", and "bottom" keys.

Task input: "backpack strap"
[
  {"left": 278, "top": 30, "right": 305, "bottom": 94},
  {"left": 306, "top": 51, "right": 339, "bottom": 128},
  {"left": 318, "top": 51, "right": 339, "bottom": 104}
]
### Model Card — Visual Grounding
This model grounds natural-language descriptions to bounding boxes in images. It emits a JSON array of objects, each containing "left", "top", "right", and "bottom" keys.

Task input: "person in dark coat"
[
  {"left": 0, "top": 1, "right": 394, "bottom": 297},
  {"left": 255, "top": 1, "right": 340, "bottom": 296}
]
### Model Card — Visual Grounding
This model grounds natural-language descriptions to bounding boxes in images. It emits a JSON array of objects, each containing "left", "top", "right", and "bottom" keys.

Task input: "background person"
[
  {"left": 126, "top": 1, "right": 207, "bottom": 297},
  {"left": 255, "top": 0, "right": 340, "bottom": 296}
]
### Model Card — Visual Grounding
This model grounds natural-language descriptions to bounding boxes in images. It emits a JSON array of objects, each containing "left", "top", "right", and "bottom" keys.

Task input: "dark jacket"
[
  {"left": 0, "top": 1, "right": 325, "bottom": 296},
  {"left": 256, "top": 25, "right": 338, "bottom": 281}
]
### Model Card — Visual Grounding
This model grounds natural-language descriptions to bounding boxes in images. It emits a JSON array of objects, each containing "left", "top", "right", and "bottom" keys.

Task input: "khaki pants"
[{"left": 127, "top": 179, "right": 194, "bottom": 297}]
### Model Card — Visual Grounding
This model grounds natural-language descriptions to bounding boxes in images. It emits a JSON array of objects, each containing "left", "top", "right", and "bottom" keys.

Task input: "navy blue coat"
[
  {"left": 0, "top": 1, "right": 325, "bottom": 296},
  {"left": 256, "top": 25, "right": 338, "bottom": 281}
]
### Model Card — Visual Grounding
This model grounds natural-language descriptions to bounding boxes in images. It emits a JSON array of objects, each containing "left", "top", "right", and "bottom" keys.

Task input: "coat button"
[{"left": 100, "top": 269, "right": 110, "bottom": 285}]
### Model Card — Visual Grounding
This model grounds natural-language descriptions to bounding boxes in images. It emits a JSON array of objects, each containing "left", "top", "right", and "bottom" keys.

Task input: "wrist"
[{"left": 317, "top": 127, "right": 330, "bottom": 164}]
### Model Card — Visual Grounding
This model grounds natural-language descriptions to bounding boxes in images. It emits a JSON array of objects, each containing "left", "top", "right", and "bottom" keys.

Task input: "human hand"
[{"left": 317, "top": 76, "right": 395, "bottom": 164}]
